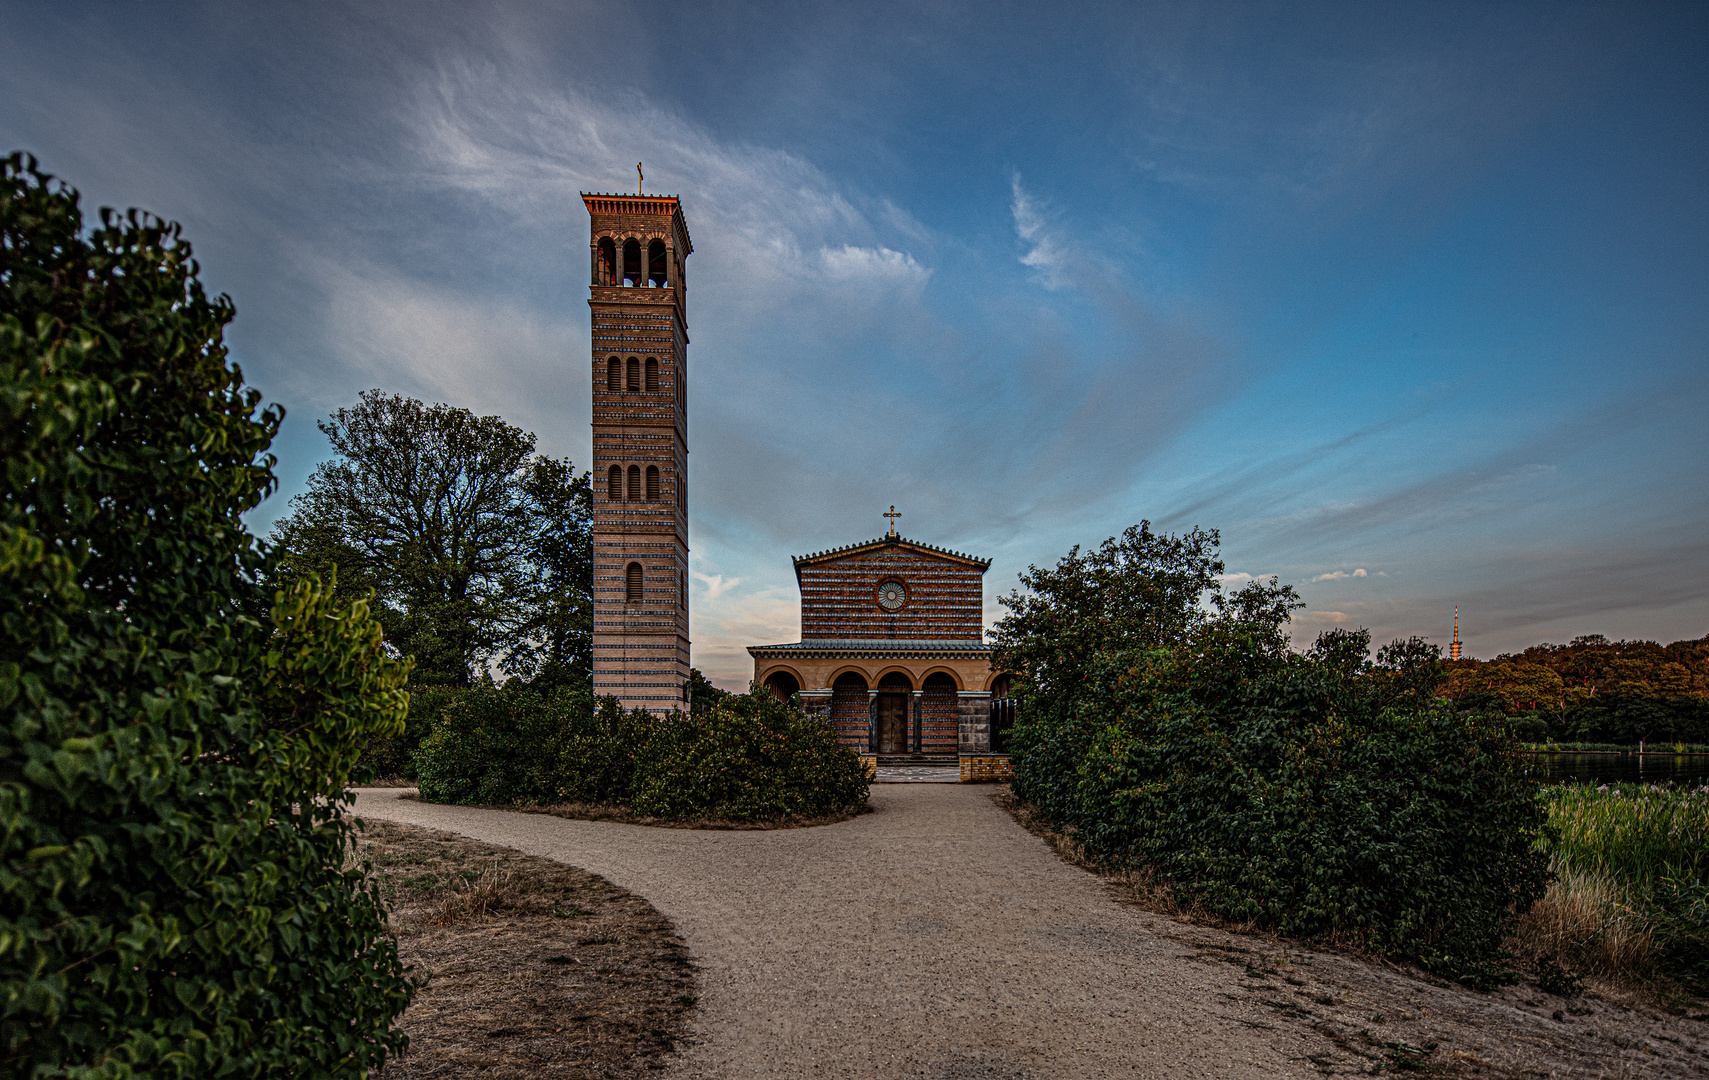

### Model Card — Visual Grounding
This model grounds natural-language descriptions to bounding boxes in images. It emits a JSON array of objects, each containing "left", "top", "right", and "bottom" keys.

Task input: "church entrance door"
[{"left": 877, "top": 694, "right": 909, "bottom": 754}]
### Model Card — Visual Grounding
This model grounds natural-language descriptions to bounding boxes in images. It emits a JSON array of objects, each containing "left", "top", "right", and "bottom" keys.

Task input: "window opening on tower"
[
  {"left": 645, "top": 358, "right": 659, "bottom": 391},
  {"left": 622, "top": 240, "right": 642, "bottom": 286},
  {"left": 647, "top": 240, "right": 668, "bottom": 287},
  {"left": 646, "top": 466, "right": 660, "bottom": 501},
  {"left": 626, "top": 562, "right": 643, "bottom": 604},
  {"left": 596, "top": 237, "right": 616, "bottom": 285},
  {"left": 627, "top": 465, "right": 641, "bottom": 502},
  {"left": 627, "top": 357, "right": 640, "bottom": 391},
  {"left": 607, "top": 357, "right": 620, "bottom": 392},
  {"left": 607, "top": 465, "right": 621, "bottom": 501}
]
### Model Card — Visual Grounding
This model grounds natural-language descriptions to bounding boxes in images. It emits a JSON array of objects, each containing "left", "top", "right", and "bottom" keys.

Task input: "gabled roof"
[{"left": 793, "top": 534, "right": 992, "bottom": 575}]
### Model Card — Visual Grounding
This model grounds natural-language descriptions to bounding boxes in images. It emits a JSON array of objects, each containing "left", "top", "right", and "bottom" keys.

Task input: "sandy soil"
[{"left": 351, "top": 784, "right": 1709, "bottom": 1079}]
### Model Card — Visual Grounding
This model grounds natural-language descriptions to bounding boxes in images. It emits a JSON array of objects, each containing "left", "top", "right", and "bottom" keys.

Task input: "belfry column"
[{"left": 584, "top": 191, "right": 694, "bottom": 715}]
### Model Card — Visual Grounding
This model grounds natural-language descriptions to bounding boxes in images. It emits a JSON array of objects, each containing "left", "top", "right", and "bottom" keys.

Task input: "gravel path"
[{"left": 353, "top": 785, "right": 1327, "bottom": 1078}]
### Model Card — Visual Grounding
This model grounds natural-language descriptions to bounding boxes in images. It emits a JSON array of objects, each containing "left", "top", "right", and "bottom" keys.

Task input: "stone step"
[{"left": 875, "top": 754, "right": 958, "bottom": 766}]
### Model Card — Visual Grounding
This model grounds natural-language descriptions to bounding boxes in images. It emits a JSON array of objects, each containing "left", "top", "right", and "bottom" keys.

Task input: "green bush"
[
  {"left": 628, "top": 691, "right": 870, "bottom": 820},
  {"left": 1016, "top": 627, "right": 1552, "bottom": 985},
  {"left": 415, "top": 687, "right": 869, "bottom": 822},
  {"left": 1, "top": 154, "right": 411, "bottom": 1076},
  {"left": 414, "top": 681, "right": 593, "bottom": 804},
  {"left": 360, "top": 683, "right": 461, "bottom": 778}
]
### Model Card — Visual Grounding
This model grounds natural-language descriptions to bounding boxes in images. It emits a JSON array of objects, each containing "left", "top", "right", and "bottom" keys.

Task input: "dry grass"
[
  {"left": 1507, "top": 865, "right": 1657, "bottom": 999},
  {"left": 356, "top": 818, "right": 697, "bottom": 1078}
]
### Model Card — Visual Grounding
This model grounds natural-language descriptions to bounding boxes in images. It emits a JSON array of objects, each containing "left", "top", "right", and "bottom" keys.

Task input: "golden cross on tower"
[
  {"left": 636, "top": 161, "right": 643, "bottom": 194},
  {"left": 883, "top": 505, "right": 901, "bottom": 537}
]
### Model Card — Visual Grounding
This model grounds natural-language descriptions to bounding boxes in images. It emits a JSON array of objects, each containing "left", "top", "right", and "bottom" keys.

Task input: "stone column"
[
  {"left": 799, "top": 688, "right": 832, "bottom": 726},
  {"left": 911, "top": 690, "right": 923, "bottom": 755},
  {"left": 956, "top": 691, "right": 994, "bottom": 755}
]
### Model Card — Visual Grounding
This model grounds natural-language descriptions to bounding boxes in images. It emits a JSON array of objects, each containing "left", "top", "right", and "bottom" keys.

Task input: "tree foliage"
[
  {"left": 995, "top": 522, "right": 1548, "bottom": 983},
  {"left": 271, "top": 391, "right": 592, "bottom": 688},
  {"left": 1, "top": 153, "right": 411, "bottom": 1076},
  {"left": 1441, "top": 634, "right": 1709, "bottom": 743}
]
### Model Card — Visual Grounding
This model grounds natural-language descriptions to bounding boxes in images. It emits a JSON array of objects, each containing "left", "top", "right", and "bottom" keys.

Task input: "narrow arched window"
[
  {"left": 646, "top": 466, "right": 660, "bottom": 501},
  {"left": 607, "top": 357, "right": 620, "bottom": 392},
  {"left": 607, "top": 465, "right": 621, "bottom": 501},
  {"left": 645, "top": 358, "right": 659, "bottom": 391},
  {"left": 622, "top": 239, "right": 642, "bottom": 286},
  {"left": 626, "top": 562, "right": 643, "bottom": 604},
  {"left": 596, "top": 237, "right": 616, "bottom": 285},
  {"left": 627, "top": 357, "right": 640, "bottom": 391},
  {"left": 648, "top": 240, "right": 667, "bottom": 287},
  {"left": 627, "top": 465, "right": 641, "bottom": 502}
]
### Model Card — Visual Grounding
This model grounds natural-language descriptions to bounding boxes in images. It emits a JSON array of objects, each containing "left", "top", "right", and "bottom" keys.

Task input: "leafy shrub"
[
  {"left": 360, "top": 683, "right": 461, "bottom": 778},
  {"left": 1021, "top": 628, "right": 1552, "bottom": 984},
  {"left": 629, "top": 690, "right": 870, "bottom": 820},
  {"left": 416, "top": 687, "right": 869, "bottom": 822},
  {"left": 1, "top": 154, "right": 411, "bottom": 1076},
  {"left": 414, "top": 681, "right": 595, "bottom": 804}
]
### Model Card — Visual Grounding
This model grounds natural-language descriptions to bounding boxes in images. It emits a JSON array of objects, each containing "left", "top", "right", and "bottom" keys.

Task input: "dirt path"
[{"left": 352, "top": 785, "right": 1706, "bottom": 1079}]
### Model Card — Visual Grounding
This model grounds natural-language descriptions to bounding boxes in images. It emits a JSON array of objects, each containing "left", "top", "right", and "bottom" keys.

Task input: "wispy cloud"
[{"left": 1011, "top": 174, "right": 1075, "bottom": 289}]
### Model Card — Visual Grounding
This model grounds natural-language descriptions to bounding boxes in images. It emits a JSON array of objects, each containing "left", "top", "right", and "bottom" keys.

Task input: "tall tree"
[
  {"left": 991, "top": 522, "right": 1294, "bottom": 698},
  {"left": 498, "top": 455, "right": 595, "bottom": 688},
  {"left": 272, "top": 391, "right": 592, "bottom": 687}
]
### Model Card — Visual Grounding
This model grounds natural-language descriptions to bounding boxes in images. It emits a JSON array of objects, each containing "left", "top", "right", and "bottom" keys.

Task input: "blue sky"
[{"left": 5, "top": 1, "right": 1705, "bottom": 687}]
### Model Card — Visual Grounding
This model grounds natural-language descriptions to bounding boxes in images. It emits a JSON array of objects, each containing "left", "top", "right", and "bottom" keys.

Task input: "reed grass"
[{"left": 1510, "top": 781, "right": 1709, "bottom": 998}]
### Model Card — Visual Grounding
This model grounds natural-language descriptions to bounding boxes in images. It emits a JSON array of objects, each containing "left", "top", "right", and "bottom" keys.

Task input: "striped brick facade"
[
  {"left": 795, "top": 538, "right": 987, "bottom": 642},
  {"left": 749, "top": 535, "right": 1004, "bottom": 755},
  {"left": 584, "top": 192, "right": 692, "bottom": 714}
]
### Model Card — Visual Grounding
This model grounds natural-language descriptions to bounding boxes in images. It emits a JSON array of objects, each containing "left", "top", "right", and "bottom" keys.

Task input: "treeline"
[{"left": 1442, "top": 634, "right": 1709, "bottom": 744}]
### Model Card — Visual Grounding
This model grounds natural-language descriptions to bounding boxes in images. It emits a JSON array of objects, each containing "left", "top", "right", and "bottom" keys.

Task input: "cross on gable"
[{"left": 883, "top": 505, "right": 901, "bottom": 536}]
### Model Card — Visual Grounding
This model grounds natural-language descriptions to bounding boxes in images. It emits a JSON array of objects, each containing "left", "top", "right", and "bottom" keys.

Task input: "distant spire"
[{"left": 1450, "top": 606, "right": 1462, "bottom": 660}]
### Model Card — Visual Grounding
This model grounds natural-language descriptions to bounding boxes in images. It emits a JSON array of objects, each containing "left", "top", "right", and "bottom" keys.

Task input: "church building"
[{"left": 747, "top": 515, "right": 1010, "bottom": 759}]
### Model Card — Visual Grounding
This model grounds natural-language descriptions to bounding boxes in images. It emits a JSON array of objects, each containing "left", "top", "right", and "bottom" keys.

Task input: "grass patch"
[
  {"left": 356, "top": 818, "right": 696, "bottom": 1077},
  {"left": 1508, "top": 781, "right": 1709, "bottom": 1003}
]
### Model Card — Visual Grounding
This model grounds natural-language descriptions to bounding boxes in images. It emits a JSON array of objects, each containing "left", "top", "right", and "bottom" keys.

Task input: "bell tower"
[{"left": 583, "top": 184, "right": 692, "bottom": 713}]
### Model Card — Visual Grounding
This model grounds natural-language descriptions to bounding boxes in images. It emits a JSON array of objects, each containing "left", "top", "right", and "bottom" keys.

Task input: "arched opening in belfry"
[
  {"left": 607, "top": 465, "right": 621, "bottom": 501},
  {"left": 596, "top": 237, "right": 616, "bottom": 285},
  {"left": 646, "top": 466, "right": 660, "bottom": 501},
  {"left": 626, "top": 357, "right": 641, "bottom": 391},
  {"left": 625, "top": 562, "right": 643, "bottom": 604},
  {"left": 607, "top": 357, "right": 620, "bottom": 392},
  {"left": 831, "top": 672, "right": 869, "bottom": 748},
  {"left": 645, "top": 358, "right": 659, "bottom": 391},
  {"left": 764, "top": 670, "right": 800, "bottom": 703},
  {"left": 622, "top": 240, "right": 642, "bottom": 286},
  {"left": 626, "top": 465, "right": 641, "bottom": 502},
  {"left": 876, "top": 672, "right": 913, "bottom": 755},
  {"left": 647, "top": 240, "right": 668, "bottom": 287}
]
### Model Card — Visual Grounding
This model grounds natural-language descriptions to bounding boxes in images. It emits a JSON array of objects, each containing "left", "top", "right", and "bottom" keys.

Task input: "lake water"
[{"left": 1523, "top": 752, "right": 1709, "bottom": 787}]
